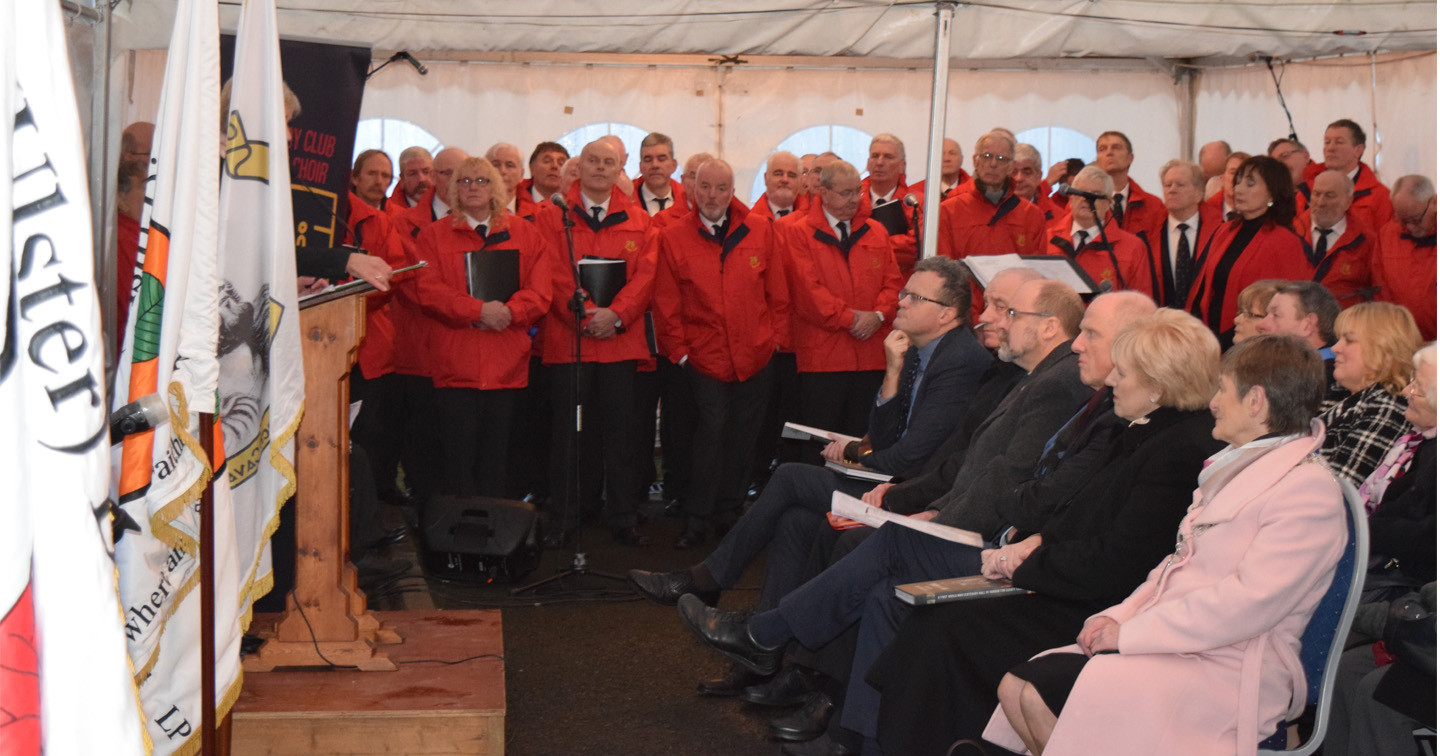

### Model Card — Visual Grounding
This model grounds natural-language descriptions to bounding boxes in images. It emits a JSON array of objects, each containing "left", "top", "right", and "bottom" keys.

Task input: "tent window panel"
[
  {"left": 353, "top": 117, "right": 444, "bottom": 195},
  {"left": 558, "top": 122, "right": 687, "bottom": 184},
  {"left": 1015, "top": 126, "right": 1096, "bottom": 178},
  {"left": 750, "top": 124, "right": 875, "bottom": 207}
]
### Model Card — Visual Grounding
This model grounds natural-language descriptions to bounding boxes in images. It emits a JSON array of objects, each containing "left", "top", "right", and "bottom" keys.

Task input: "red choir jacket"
[
  {"left": 1139, "top": 204, "right": 1222, "bottom": 308},
  {"left": 1043, "top": 213, "right": 1155, "bottom": 299},
  {"left": 632, "top": 177, "right": 687, "bottom": 217},
  {"left": 388, "top": 186, "right": 446, "bottom": 377},
  {"left": 649, "top": 200, "right": 693, "bottom": 231},
  {"left": 512, "top": 178, "right": 542, "bottom": 221},
  {"left": 1372, "top": 220, "right": 1437, "bottom": 340},
  {"left": 935, "top": 180, "right": 1047, "bottom": 260},
  {"left": 1348, "top": 164, "right": 1394, "bottom": 235},
  {"left": 342, "top": 194, "right": 413, "bottom": 380},
  {"left": 116, "top": 212, "right": 141, "bottom": 351},
  {"left": 384, "top": 182, "right": 416, "bottom": 223},
  {"left": 750, "top": 193, "right": 801, "bottom": 223},
  {"left": 534, "top": 184, "right": 658, "bottom": 365},
  {"left": 1116, "top": 179, "right": 1166, "bottom": 239},
  {"left": 410, "top": 213, "right": 553, "bottom": 389},
  {"left": 909, "top": 169, "right": 971, "bottom": 205},
  {"left": 1293, "top": 209, "right": 1375, "bottom": 306},
  {"left": 776, "top": 200, "right": 903, "bottom": 374},
  {"left": 861, "top": 174, "right": 919, "bottom": 275},
  {"left": 1186, "top": 218, "right": 1314, "bottom": 339},
  {"left": 654, "top": 197, "right": 789, "bottom": 382}
]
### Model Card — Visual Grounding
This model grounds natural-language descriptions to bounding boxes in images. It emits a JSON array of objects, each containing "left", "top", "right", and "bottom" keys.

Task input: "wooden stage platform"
[{"left": 232, "top": 610, "right": 505, "bottom": 756}]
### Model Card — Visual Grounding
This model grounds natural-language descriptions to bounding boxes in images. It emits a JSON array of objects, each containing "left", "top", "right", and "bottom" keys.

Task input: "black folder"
[
  {"left": 578, "top": 257, "right": 627, "bottom": 308},
  {"left": 466, "top": 249, "right": 520, "bottom": 302},
  {"left": 869, "top": 200, "right": 910, "bottom": 236}
]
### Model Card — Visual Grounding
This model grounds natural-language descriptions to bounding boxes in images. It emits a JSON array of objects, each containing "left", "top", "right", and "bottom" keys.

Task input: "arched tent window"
[
  {"left": 1014, "top": 126, "right": 1096, "bottom": 175},
  {"left": 352, "top": 117, "right": 444, "bottom": 194},
  {"left": 557, "top": 123, "right": 654, "bottom": 182},
  {"left": 751, "top": 125, "right": 874, "bottom": 206}
]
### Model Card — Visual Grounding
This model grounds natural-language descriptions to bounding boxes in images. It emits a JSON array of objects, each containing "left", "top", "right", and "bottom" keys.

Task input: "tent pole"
[{"left": 920, "top": 1, "right": 957, "bottom": 260}]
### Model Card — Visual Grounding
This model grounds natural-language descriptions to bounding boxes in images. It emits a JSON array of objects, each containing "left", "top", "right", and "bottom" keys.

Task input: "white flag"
[
  {"left": 218, "top": 0, "right": 305, "bottom": 626},
  {"left": 1, "top": 2, "right": 146, "bottom": 754},
  {"left": 111, "top": 0, "right": 245, "bottom": 752}
]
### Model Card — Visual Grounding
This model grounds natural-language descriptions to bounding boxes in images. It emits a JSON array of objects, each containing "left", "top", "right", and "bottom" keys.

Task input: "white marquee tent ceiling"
[{"left": 113, "top": 0, "right": 1436, "bottom": 66}]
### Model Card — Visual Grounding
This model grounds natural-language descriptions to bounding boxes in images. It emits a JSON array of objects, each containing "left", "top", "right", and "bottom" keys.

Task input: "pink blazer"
[{"left": 984, "top": 426, "right": 1347, "bottom": 756}]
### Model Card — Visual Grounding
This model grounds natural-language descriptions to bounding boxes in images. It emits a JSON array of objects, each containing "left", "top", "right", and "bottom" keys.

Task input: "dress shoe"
[
  {"left": 677, "top": 594, "right": 781, "bottom": 676},
  {"left": 612, "top": 526, "right": 651, "bottom": 547},
  {"left": 673, "top": 524, "right": 707, "bottom": 550},
  {"left": 627, "top": 569, "right": 718, "bottom": 606},
  {"left": 779, "top": 733, "right": 858, "bottom": 756},
  {"left": 697, "top": 662, "right": 771, "bottom": 697},
  {"left": 742, "top": 664, "right": 816, "bottom": 708},
  {"left": 768, "top": 691, "right": 834, "bottom": 742}
]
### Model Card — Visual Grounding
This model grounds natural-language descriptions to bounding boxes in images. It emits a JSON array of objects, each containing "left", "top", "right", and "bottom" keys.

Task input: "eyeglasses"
[
  {"left": 1005, "top": 308, "right": 1052, "bottom": 320},
  {"left": 824, "top": 187, "right": 861, "bottom": 199},
  {"left": 978, "top": 153, "right": 1013, "bottom": 164},
  {"left": 899, "top": 289, "right": 952, "bottom": 307},
  {"left": 456, "top": 177, "right": 492, "bottom": 187},
  {"left": 1236, "top": 310, "right": 1268, "bottom": 321}
]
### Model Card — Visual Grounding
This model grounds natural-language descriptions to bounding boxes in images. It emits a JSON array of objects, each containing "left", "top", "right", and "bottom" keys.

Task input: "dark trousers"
[
  {"left": 349, "top": 368, "right": 404, "bottom": 499},
  {"left": 433, "top": 386, "right": 520, "bottom": 498},
  {"left": 796, "top": 370, "right": 883, "bottom": 439},
  {"left": 759, "top": 524, "right": 983, "bottom": 739},
  {"left": 683, "top": 361, "right": 773, "bottom": 531},
  {"left": 659, "top": 356, "right": 697, "bottom": 502},
  {"left": 549, "top": 360, "right": 642, "bottom": 533},
  {"left": 701, "top": 462, "right": 870, "bottom": 609},
  {"left": 392, "top": 372, "right": 441, "bottom": 504},
  {"left": 755, "top": 350, "right": 800, "bottom": 472},
  {"left": 633, "top": 364, "right": 661, "bottom": 500},
  {"left": 510, "top": 355, "right": 553, "bottom": 500}
]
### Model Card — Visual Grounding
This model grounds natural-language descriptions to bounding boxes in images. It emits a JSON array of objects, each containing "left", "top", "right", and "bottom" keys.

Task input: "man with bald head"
[
  {"left": 936, "top": 130, "right": 1047, "bottom": 259},
  {"left": 1043, "top": 164, "right": 1153, "bottom": 298},
  {"left": 652, "top": 152, "right": 713, "bottom": 230},
  {"left": 485, "top": 142, "right": 531, "bottom": 219},
  {"left": 1297, "top": 169, "right": 1375, "bottom": 306},
  {"left": 121, "top": 121, "right": 154, "bottom": 165},
  {"left": 1373, "top": 175, "right": 1437, "bottom": 339},
  {"left": 1198, "top": 140, "right": 1232, "bottom": 183},
  {"left": 534, "top": 138, "right": 658, "bottom": 547},
  {"left": 910, "top": 138, "right": 969, "bottom": 203},
  {"left": 653, "top": 158, "right": 789, "bottom": 545},
  {"left": 597, "top": 134, "right": 635, "bottom": 198},
  {"left": 385, "top": 146, "right": 433, "bottom": 222},
  {"left": 753, "top": 151, "right": 802, "bottom": 221}
]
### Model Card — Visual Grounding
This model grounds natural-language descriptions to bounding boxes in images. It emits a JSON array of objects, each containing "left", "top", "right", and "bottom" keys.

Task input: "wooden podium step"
[{"left": 233, "top": 610, "right": 505, "bottom": 756}]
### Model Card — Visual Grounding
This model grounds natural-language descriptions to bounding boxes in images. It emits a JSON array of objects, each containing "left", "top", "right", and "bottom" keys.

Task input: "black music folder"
[
  {"left": 578, "top": 257, "right": 626, "bottom": 307},
  {"left": 869, "top": 200, "right": 910, "bottom": 236},
  {"left": 466, "top": 249, "right": 520, "bottom": 302}
]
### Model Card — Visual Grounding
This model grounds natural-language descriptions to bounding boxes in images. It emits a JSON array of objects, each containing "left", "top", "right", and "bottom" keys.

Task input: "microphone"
[
  {"left": 110, "top": 393, "right": 169, "bottom": 444},
  {"left": 398, "top": 52, "right": 428, "bottom": 76},
  {"left": 550, "top": 193, "right": 569, "bottom": 210},
  {"left": 902, "top": 193, "right": 919, "bottom": 208},
  {"left": 1055, "top": 183, "right": 1107, "bottom": 201}
]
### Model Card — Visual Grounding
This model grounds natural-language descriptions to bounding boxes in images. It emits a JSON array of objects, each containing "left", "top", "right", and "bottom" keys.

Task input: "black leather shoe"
[
  {"left": 697, "top": 662, "right": 771, "bottom": 697},
  {"left": 779, "top": 733, "right": 857, "bottom": 756},
  {"left": 768, "top": 691, "right": 834, "bottom": 742},
  {"left": 742, "top": 664, "right": 816, "bottom": 708},
  {"left": 673, "top": 524, "right": 707, "bottom": 550},
  {"left": 612, "top": 526, "right": 651, "bottom": 547},
  {"left": 627, "top": 569, "right": 718, "bottom": 606},
  {"left": 677, "top": 594, "right": 781, "bottom": 676}
]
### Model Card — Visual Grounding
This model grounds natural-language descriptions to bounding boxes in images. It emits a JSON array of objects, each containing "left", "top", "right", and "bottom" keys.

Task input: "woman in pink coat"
[{"left": 986, "top": 334, "right": 1349, "bottom": 756}]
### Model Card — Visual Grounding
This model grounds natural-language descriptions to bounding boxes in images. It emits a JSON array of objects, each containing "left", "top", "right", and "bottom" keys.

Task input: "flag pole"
[{"left": 199, "top": 412, "right": 217, "bottom": 756}]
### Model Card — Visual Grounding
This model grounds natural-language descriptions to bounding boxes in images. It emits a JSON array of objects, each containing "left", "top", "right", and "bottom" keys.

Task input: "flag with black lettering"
[
  {"left": 218, "top": 0, "right": 305, "bottom": 625},
  {"left": 1, "top": 1, "right": 145, "bottom": 754},
  {"left": 110, "top": 0, "right": 246, "bottom": 752}
]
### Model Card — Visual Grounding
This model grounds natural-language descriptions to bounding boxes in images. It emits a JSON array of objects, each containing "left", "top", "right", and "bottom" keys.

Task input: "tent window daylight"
[
  {"left": 750, "top": 124, "right": 874, "bottom": 205},
  {"left": 353, "top": 117, "right": 444, "bottom": 194},
  {"left": 1014, "top": 126, "right": 1097, "bottom": 174},
  {"left": 558, "top": 122, "right": 651, "bottom": 180}
]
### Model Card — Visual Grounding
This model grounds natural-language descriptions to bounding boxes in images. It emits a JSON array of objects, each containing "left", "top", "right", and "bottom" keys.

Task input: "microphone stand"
[
  {"left": 908, "top": 201, "right": 922, "bottom": 258},
  {"left": 1085, "top": 196, "right": 1122, "bottom": 293},
  {"left": 513, "top": 200, "right": 625, "bottom": 594}
]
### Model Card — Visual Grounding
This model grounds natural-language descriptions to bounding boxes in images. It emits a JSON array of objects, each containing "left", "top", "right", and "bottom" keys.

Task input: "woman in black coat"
[{"left": 871, "top": 310, "right": 1226, "bottom": 755}]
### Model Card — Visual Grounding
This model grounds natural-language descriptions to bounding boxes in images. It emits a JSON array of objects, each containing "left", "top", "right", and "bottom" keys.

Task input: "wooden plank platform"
[{"left": 232, "top": 610, "right": 504, "bottom": 756}]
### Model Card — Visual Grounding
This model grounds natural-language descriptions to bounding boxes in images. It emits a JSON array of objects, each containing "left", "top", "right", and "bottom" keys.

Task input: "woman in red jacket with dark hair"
[
  {"left": 1187, "top": 156, "right": 1314, "bottom": 347},
  {"left": 412, "top": 157, "right": 554, "bottom": 498}
]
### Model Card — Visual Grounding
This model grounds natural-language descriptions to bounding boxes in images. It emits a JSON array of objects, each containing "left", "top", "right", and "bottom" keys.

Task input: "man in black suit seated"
[{"left": 627, "top": 257, "right": 992, "bottom": 603}]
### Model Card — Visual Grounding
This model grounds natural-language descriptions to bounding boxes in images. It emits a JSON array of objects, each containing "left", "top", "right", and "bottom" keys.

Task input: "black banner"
[{"left": 220, "top": 35, "right": 369, "bottom": 250}]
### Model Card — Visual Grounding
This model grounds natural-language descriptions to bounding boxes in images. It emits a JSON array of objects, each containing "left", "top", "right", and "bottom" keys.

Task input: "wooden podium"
[{"left": 243, "top": 292, "right": 401, "bottom": 672}]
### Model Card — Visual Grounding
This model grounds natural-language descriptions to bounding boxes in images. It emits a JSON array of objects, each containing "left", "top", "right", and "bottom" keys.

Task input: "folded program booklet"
[
  {"left": 781, "top": 421, "right": 859, "bottom": 446},
  {"left": 824, "top": 458, "right": 893, "bottom": 483},
  {"left": 894, "top": 575, "right": 1031, "bottom": 606},
  {"left": 829, "top": 492, "right": 983, "bottom": 548}
]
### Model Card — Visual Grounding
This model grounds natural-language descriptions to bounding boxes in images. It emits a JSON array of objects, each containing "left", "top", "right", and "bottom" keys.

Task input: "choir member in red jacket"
[
  {"left": 860, "top": 133, "right": 919, "bottom": 275},
  {"left": 115, "top": 158, "right": 146, "bottom": 351},
  {"left": 1203, "top": 150, "right": 1250, "bottom": 221},
  {"left": 655, "top": 159, "right": 789, "bottom": 547},
  {"left": 412, "top": 156, "right": 553, "bottom": 500},
  {"left": 486, "top": 142, "right": 533, "bottom": 220},
  {"left": 936, "top": 131, "right": 1047, "bottom": 259},
  {"left": 1095, "top": 130, "right": 1165, "bottom": 238},
  {"left": 635, "top": 132, "right": 685, "bottom": 216},
  {"left": 777, "top": 159, "right": 903, "bottom": 439},
  {"left": 1014, "top": 143, "right": 1064, "bottom": 224},
  {"left": 1373, "top": 175, "right": 1437, "bottom": 340},
  {"left": 1187, "top": 156, "right": 1315, "bottom": 346},
  {"left": 384, "top": 146, "right": 433, "bottom": 222},
  {"left": 534, "top": 139, "right": 658, "bottom": 547},
  {"left": 1043, "top": 165, "right": 1153, "bottom": 298},
  {"left": 909, "top": 137, "right": 971, "bottom": 203},
  {"left": 351, "top": 149, "right": 393, "bottom": 212},
  {"left": 1297, "top": 169, "right": 1375, "bottom": 306},
  {"left": 1146, "top": 160, "right": 1221, "bottom": 308},
  {"left": 1319, "top": 119, "right": 1393, "bottom": 233},
  {"left": 516, "top": 141, "right": 568, "bottom": 217},
  {"left": 751, "top": 151, "right": 802, "bottom": 221}
]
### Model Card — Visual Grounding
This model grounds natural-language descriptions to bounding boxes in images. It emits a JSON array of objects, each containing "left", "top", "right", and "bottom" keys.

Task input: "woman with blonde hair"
[
  {"left": 1232, "top": 278, "right": 1287, "bottom": 344},
  {"left": 1317, "top": 301, "right": 1423, "bottom": 487}
]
